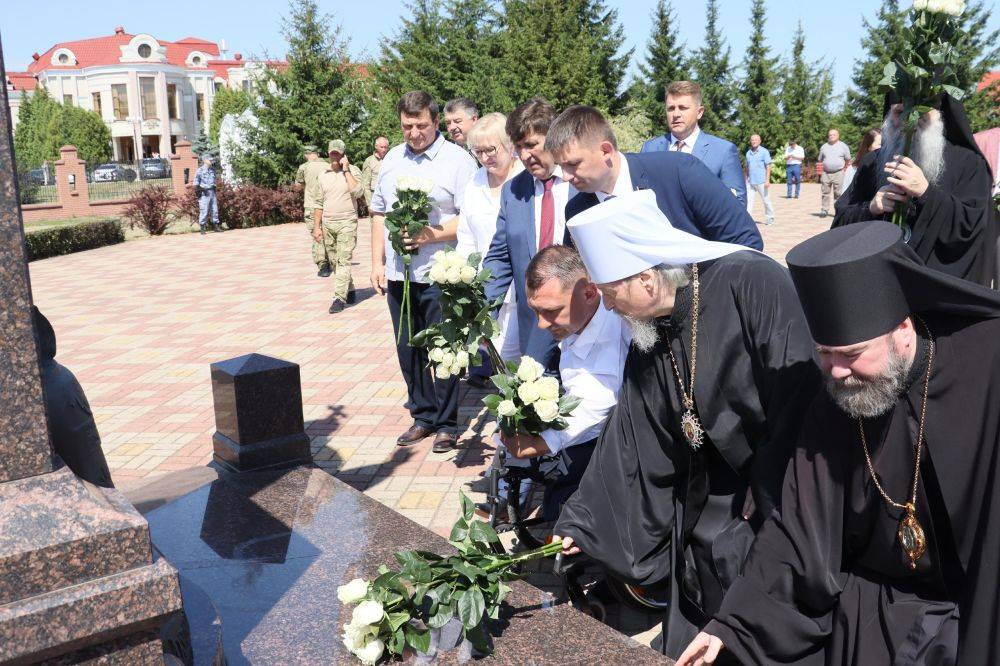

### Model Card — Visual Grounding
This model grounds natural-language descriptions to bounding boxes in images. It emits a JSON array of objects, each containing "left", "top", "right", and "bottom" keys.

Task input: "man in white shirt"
[
  {"left": 504, "top": 244, "right": 629, "bottom": 520},
  {"left": 784, "top": 139, "right": 805, "bottom": 199}
]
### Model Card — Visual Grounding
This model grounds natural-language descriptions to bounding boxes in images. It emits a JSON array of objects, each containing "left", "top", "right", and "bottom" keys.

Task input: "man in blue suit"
[
  {"left": 640, "top": 81, "right": 747, "bottom": 207},
  {"left": 482, "top": 98, "right": 573, "bottom": 374},
  {"left": 548, "top": 105, "right": 763, "bottom": 251}
]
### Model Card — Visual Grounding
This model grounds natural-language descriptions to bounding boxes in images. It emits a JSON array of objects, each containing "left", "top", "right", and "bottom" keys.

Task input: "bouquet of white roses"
[
  {"left": 385, "top": 176, "right": 434, "bottom": 343},
  {"left": 410, "top": 249, "right": 503, "bottom": 380},
  {"left": 482, "top": 356, "right": 582, "bottom": 437},
  {"left": 878, "top": 0, "right": 967, "bottom": 227},
  {"left": 337, "top": 492, "right": 563, "bottom": 664}
]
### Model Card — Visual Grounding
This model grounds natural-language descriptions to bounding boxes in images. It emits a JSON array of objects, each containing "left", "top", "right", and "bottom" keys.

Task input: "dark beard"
[{"left": 825, "top": 345, "right": 912, "bottom": 419}]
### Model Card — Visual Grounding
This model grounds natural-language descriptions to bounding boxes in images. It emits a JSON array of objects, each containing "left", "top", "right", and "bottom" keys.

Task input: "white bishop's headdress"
[{"left": 567, "top": 190, "right": 750, "bottom": 284}]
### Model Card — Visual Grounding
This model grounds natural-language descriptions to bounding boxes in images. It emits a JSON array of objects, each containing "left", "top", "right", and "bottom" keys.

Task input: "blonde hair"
[{"left": 466, "top": 112, "right": 512, "bottom": 151}]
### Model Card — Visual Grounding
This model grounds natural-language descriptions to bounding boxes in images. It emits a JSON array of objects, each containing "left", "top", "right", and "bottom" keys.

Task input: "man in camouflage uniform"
[
  {"left": 295, "top": 145, "right": 332, "bottom": 276},
  {"left": 308, "top": 139, "right": 364, "bottom": 313},
  {"left": 360, "top": 136, "right": 389, "bottom": 209}
]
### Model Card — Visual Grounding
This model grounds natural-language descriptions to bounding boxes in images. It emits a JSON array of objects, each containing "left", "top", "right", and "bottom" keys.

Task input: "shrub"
[
  {"left": 122, "top": 185, "right": 175, "bottom": 235},
  {"left": 26, "top": 219, "right": 125, "bottom": 261},
  {"left": 175, "top": 180, "right": 300, "bottom": 230}
]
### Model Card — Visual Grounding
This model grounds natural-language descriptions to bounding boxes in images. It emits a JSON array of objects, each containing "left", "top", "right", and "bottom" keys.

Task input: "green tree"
[
  {"left": 735, "top": 0, "right": 784, "bottom": 151},
  {"left": 235, "top": 0, "right": 367, "bottom": 186},
  {"left": 635, "top": 0, "right": 687, "bottom": 135},
  {"left": 56, "top": 106, "right": 112, "bottom": 164},
  {"left": 780, "top": 23, "right": 834, "bottom": 160},
  {"left": 191, "top": 128, "right": 215, "bottom": 158},
  {"left": 498, "top": 0, "right": 631, "bottom": 112},
  {"left": 13, "top": 87, "right": 110, "bottom": 167},
  {"left": 209, "top": 87, "right": 252, "bottom": 144},
  {"left": 690, "top": 0, "right": 737, "bottom": 143},
  {"left": 966, "top": 81, "right": 1000, "bottom": 133},
  {"left": 608, "top": 100, "right": 654, "bottom": 153}
]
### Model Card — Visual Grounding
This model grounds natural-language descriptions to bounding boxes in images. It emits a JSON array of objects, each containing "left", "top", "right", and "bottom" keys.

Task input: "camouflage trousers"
[{"left": 315, "top": 216, "right": 357, "bottom": 301}]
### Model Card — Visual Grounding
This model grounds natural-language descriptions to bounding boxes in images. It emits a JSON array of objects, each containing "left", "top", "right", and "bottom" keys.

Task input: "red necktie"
[{"left": 539, "top": 176, "right": 556, "bottom": 249}]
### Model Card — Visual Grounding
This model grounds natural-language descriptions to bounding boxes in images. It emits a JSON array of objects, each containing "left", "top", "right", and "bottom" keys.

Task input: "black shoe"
[
  {"left": 199, "top": 226, "right": 206, "bottom": 235},
  {"left": 346, "top": 289, "right": 357, "bottom": 304},
  {"left": 317, "top": 265, "right": 332, "bottom": 278},
  {"left": 328, "top": 299, "right": 345, "bottom": 314},
  {"left": 819, "top": 210, "right": 829, "bottom": 218},
  {"left": 212, "top": 224, "right": 224, "bottom": 232}
]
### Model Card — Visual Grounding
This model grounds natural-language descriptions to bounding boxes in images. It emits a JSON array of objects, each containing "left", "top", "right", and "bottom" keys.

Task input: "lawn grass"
[{"left": 24, "top": 178, "right": 173, "bottom": 205}]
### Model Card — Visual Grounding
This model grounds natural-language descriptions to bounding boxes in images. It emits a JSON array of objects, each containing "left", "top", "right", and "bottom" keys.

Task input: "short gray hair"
[
  {"left": 652, "top": 263, "right": 690, "bottom": 290},
  {"left": 444, "top": 97, "right": 478, "bottom": 118}
]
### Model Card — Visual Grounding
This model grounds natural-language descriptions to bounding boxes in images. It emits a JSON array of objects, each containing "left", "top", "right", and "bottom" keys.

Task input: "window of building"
[
  {"left": 63, "top": 94, "right": 73, "bottom": 106},
  {"left": 92, "top": 92, "right": 102, "bottom": 117},
  {"left": 139, "top": 77, "right": 158, "bottom": 119},
  {"left": 242, "top": 79, "right": 251, "bottom": 92},
  {"left": 112, "top": 84, "right": 129, "bottom": 120},
  {"left": 167, "top": 84, "right": 178, "bottom": 119},
  {"left": 58, "top": 53, "right": 69, "bottom": 65},
  {"left": 214, "top": 81, "right": 223, "bottom": 93},
  {"left": 196, "top": 93, "right": 205, "bottom": 121},
  {"left": 192, "top": 55, "right": 202, "bottom": 65},
  {"left": 138, "top": 43, "right": 152, "bottom": 58}
]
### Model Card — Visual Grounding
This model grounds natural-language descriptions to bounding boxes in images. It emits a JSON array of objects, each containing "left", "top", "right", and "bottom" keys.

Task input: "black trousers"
[
  {"left": 541, "top": 438, "right": 597, "bottom": 522},
  {"left": 386, "top": 279, "right": 460, "bottom": 434}
]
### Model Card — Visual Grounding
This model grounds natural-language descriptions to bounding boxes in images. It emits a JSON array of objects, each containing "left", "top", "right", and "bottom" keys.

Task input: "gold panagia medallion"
[
  {"left": 898, "top": 503, "right": 927, "bottom": 570},
  {"left": 681, "top": 409, "right": 704, "bottom": 450}
]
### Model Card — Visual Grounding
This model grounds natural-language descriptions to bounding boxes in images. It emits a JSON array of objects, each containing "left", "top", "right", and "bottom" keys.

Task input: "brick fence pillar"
[
  {"left": 53, "top": 145, "right": 89, "bottom": 216},
  {"left": 171, "top": 140, "right": 198, "bottom": 193}
]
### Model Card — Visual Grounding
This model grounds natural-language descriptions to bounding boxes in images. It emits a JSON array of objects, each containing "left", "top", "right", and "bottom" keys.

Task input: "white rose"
[
  {"left": 446, "top": 252, "right": 467, "bottom": 269},
  {"left": 436, "top": 364, "right": 452, "bottom": 380},
  {"left": 535, "top": 376, "right": 560, "bottom": 402},
  {"left": 944, "top": 0, "right": 965, "bottom": 14},
  {"left": 428, "top": 263, "right": 448, "bottom": 284},
  {"left": 351, "top": 600, "right": 384, "bottom": 627},
  {"left": 451, "top": 362, "right": 464, "bottom": 375},
  {"left": 354, "top": 637, "right": 386, "bottom": 666},
  {"left": 396, "top": 175, "right": 413, "bottom": 191},
  {"left": 516, "top": 356, "right": 543, "bottom": 383},
  {"left": 467, "top": 343, "right": 479, "bottom": 354},
  {"left": 342, "top": 622, "right": 373, "bottom": 651},
  {"left": 534, "top": 400, "right": 560, "bottom": 422},
  {"left": 497, "top": 399, "right": 518, "bottom": 417},
  {"left": 336, "top": 578, "right": 369, "bottom": 604},
  {"left": 429, "top": 347, "right": 445, "bottom": 363},
  {"left": 441, "top": 351, "right": 455, "bottom": 366},
  {"left": 913, "top": 0, "right": 929, "bottom": 9},
  {"left": 456, "top": 351, "right": 470, "bottom": 368},
  {"left": 418, "top": 177, "right": 435, "bottom": 193},
  {"left": 445, "top": 266, "right": 462, "bottom": 284},
  {"left": 432, "top": 250, "right": 447, "bottom": 263},
  {"left": 517, "top": 380, "right": 541, "bottom": 404},
  {"left": 459, "top": 265, "right": 477, "bottom": 283}
]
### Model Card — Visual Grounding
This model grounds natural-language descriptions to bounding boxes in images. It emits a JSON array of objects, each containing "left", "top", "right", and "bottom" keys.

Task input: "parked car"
[
  {"left": 140, "top": 158, "right": 170, "bottom": 180},
  {"left": 27, "top": 166, "right": 54, "bottom": 186},
  {"left": 91, "top": 163, "right": 137, "bottom": 182}
]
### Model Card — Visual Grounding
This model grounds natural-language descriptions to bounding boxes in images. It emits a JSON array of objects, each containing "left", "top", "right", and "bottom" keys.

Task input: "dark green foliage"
[
  {"left": 14, "top": 87, "right": 111, "bottom": 168},
  {"left": 966, "top": 81, "right": 1000, "bottom": 133},
  {"left": 25, "top": 219, "right": 124, "bottom": 261},
  {"left": 635, "top": 0, "right": 688, "bottom": 135},
  {"left": 780, "top": 23, "right": 834, "bottom": 160},
  {"left": 690, "top": 0, "right": 737, "bottom": 144},
  {"left": 734, "top": 0, "right": 784, "bottom": 152},
  {"left": 191, "top": 128, "right": 215, "bottom": 159},
  {"left": 208, "top": 87, "right": 253, "bottom": 145}
]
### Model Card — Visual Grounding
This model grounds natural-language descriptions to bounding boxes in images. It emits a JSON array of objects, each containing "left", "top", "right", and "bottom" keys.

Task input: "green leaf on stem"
[
  {"left": 482, "top": 394, "right": 502, "bottom": 411},
  {"left": 469, "top": 520, "right": 501, "bottom": 546},
  {"left": 456, "top": 586, "right": 487, "bottom": 629},
  {"left": 428, "top": 602, "right": 455, "bottom": 628},
  {"left": 405, "top": 627, "right": 431, "bottom": 654},
  {"left": 459, "top": 491, "right": 475, "bottom": 521},
  {"left": 387, "top": 611, "right": 410, "bottom": 632},
  {"left": 454, "top": 561, "right": 486, "bottom": 582},
  {"left": 450, "top": 518, "right": 469, "bottom": 542}
]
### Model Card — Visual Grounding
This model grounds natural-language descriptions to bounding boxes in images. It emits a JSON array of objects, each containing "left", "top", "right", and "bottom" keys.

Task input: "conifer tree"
[
  {"left": 735, "top": 0, "right": 784, "bottom": 151},
  {"left": 191, "top": 128, "right": 214, "bottom": 158},
  {"left": 690, "top": 0, "right": 736, "bottom": 143},
  {"left": 635, "top": 0, "right": 687, "bottom": 135},
  {"left": 780, "top": 23, "right": 834, "bottom": 160}
]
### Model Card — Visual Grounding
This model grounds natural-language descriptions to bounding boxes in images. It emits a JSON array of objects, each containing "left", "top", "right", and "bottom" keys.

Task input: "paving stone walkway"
[{"left": 28, "top": 182, "right": 832, "bottom": 537}]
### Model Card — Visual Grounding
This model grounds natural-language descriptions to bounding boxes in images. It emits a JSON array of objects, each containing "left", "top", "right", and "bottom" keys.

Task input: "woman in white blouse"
[{"left": 456, "top": 112, "right": 524, "bottom": 386}]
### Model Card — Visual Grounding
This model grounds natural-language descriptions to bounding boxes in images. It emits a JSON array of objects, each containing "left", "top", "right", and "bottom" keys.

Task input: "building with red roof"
[{"left": 6, "top": 27, "right": 285, "bottom": 161}]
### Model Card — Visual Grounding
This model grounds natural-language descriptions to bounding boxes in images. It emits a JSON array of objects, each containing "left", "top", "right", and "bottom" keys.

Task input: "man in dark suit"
[
  {"left": 483, "top": 98, "right": 574, "bottom": 373},
  {"left": 640, "top": 80, "right": 747, "bottom": 206},
  {"left": 547, "top": 105, "right": 763, "bottom": 251}
]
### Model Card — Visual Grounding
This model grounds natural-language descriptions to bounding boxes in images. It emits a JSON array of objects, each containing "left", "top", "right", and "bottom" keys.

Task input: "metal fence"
[
  {"left": 17, "top": 164, "right": 58, "bottom": 205},
  {"left": 86, "top": 159, "right": 173, "bottom": 201}
]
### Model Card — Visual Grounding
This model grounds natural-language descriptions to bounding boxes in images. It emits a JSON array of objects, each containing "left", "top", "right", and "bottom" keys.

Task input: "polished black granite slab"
[{"left": 146, "top": 466, "right": 671, "bottom": 665}]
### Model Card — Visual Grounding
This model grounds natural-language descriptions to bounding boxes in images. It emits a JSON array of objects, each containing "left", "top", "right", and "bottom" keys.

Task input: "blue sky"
[{"left": 2, "top": 0, "right": 997, "bottom": 100}]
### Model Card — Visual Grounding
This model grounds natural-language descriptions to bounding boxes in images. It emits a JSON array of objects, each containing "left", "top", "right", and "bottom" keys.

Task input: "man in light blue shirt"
[
  {"left": 744, "top": 134, "right": 775, "bottom": 226},
  {"left": 370, "top": 90, "right": 478, "bottom": 453}
]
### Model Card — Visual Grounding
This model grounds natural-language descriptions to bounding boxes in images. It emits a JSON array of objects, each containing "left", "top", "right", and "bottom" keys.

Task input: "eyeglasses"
[{"left": 472, "top": 145, "right": 499, "bottom": 158}]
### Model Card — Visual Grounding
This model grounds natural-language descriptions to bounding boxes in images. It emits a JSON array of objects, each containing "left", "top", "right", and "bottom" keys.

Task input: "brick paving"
[{"left": 27, "top": 182, "right": 832, "bottom": 537}]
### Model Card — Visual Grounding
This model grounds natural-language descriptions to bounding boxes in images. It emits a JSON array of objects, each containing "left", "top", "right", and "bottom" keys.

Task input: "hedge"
[{"left": 26, "top": 219, "right": 125, "bottom": 262}]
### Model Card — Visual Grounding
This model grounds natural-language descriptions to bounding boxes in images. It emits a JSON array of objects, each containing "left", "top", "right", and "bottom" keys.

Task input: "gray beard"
[
  {"left": 625, "top": 316, "right": 660, "bottom": 353},
  {"left": 877, "top": 114, "right": 946, "bottom": 190},
  {"left": 825, "top": 344, "right": 912, "bottom": 419}
]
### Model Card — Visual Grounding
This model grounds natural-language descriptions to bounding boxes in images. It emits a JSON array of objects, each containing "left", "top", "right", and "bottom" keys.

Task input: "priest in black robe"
[
  {"left": 679, "top": 221, "right": 1000, "bottom": 665},
  {"left": 551, "top": 191, "right": 820, "bottom": 657},
  {"left": 833, "top": 94, "right": 997, "bottom": 287}
]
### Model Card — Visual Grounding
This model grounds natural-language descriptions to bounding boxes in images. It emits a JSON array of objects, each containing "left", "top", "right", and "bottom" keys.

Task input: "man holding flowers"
[{"left": 370, "top": 91, "right": 478, "bottom": 450}]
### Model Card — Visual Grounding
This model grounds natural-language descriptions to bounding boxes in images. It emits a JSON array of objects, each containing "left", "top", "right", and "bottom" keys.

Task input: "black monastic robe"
[
  {"left": 707, "top": 313, "right": 1000, "bottom": 664},
  {"left": 554, "top": 251, "right": 819, "bottom": 656},
  {"left": 833, "top": 144, "right": 996, "bottom": 287}
]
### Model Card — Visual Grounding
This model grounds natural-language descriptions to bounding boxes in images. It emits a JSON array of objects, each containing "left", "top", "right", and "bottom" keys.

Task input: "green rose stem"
[
  {"left": 398, "top": 254, "right": 412, "bottom": 345},
  {"left": 890, "top": 130, "right": 915, "bottom": 229}
]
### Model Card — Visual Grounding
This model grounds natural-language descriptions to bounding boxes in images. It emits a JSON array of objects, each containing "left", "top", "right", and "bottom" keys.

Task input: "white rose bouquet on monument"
[
  {"left": 337, "top": 491, "right": 563, "bottom": 664},
  {"left": 410, "top": 249, "right": 502, "bottom": 380},
  {"left": 878, "top": 0, "right": 967, "bottom": 227},
  {"left": 483, "top": 356, "right": 581, "bottom": 437},
  {"left": 385, "top": 176, "right": 434, "bottom": 343}
]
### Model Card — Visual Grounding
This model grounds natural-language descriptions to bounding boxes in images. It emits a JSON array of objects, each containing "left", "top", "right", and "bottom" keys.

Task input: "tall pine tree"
[
  {"left": 690, "top": 0, "right": 736, "bottom": 143},
  {"left": 635, "top": 0, "right": 687, "bottom": 135},
  {"left": 498, "top": 0, "right": 631, "bottom": 112},
  {"left": 780, "top": 23, "right": 834, "bottom": 159},
  {"left": 735, "top": 0, "right": 784, "bottom": 152}
]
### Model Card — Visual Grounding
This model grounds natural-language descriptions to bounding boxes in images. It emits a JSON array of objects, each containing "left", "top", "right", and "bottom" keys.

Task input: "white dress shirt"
[
  {"left": 784, "top": 144, "right": 805, "bottom": 165},
  {"left": 595, "top": 153, "right": 633, "bottom": 203},
  {"left": 539, "top": 302, "right": 631, "bottom": 454},
  {"left": 668, "top": 126, "right": 701, "bottom": 154},
  {"left": 370, "top": 132, "right": 478, "bottom": 283},
  {"left": 532, "top": 165, "right": 575, "bottom": 248}
]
